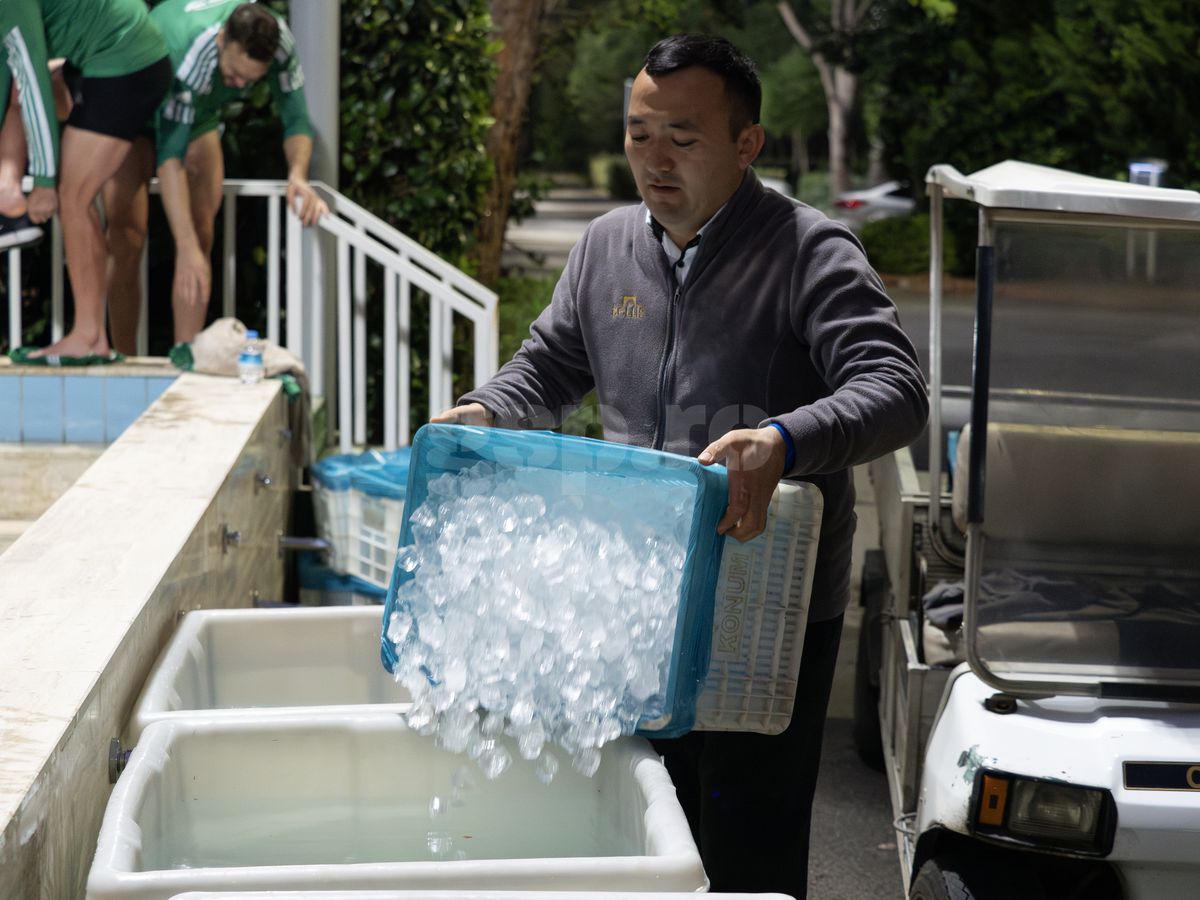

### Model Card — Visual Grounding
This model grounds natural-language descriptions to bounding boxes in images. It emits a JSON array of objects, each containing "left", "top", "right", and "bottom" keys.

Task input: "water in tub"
[{"left": 388, "top": 460, "right": 693, "bottom": 842}]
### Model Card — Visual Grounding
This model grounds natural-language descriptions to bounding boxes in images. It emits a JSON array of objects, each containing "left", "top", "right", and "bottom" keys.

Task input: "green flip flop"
[{"left": 8, "top": 346, "right": 126, "bottom": 367}]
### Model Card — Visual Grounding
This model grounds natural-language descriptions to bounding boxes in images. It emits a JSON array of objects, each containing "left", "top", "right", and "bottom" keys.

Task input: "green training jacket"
[{"left": 150, "top": 0, "right": 313, "bottom": 167}]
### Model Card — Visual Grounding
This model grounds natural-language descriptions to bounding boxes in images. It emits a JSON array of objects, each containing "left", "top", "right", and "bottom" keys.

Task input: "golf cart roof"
[{"left": 926, "top": 160, "right": 1200, "bottom": 223}]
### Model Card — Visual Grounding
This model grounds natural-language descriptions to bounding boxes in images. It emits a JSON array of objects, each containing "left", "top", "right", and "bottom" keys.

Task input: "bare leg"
[
  {"left": 32, "top": 126, "right": 134, "bottom": 358},
  {"left": 173, "top": 129, "right": 224, "bottom": 345},
  {"left": 0, "top": 91, "right": 28, "bottom": 217},
  {"left": 103, "top": 136, "right": 154, "bottom": 356}
]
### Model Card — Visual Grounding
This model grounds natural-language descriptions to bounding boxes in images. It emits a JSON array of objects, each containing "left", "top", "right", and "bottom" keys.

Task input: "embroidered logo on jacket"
[{"left": 612, "top": 295, "right": 646, "bottom": 319}]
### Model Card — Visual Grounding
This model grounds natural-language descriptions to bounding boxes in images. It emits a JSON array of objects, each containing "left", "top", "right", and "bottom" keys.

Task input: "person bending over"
[{"left": 104, "top": 0, "right": 327, "bottom": 355}]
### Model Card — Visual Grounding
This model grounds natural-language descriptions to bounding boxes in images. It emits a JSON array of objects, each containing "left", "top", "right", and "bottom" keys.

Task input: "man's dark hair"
[
  {"left": 643, "top": 34, "right": 761, "bottom": 138},
  {"left": 225, "top": 3, "right": 281, "bottom": 63}
]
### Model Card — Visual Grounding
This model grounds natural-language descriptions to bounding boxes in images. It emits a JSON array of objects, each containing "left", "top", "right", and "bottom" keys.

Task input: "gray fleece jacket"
[{"left": 462, "top": 169, "right": 928, "bottom": 621}]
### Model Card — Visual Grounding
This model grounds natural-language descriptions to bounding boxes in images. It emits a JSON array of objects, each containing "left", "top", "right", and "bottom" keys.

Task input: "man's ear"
[
  {"left": 737, "top": 123, "right": 766, "bottom": 170},
  {"left": 215, "top": 27, "right": 225, "bottom": 50}
]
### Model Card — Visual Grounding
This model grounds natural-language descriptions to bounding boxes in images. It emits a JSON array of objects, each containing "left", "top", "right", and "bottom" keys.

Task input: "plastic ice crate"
[
  {"left": 310, "top": 448, "right": 410, "bottom": 589},
  {"left": 383, "top": 425, "right": 821, "bottom": 737},
  {"left": 382, "top": 425, "right": 730, "bottom": 737},
  {"left": 296, "top": 552, "right": 387, "bottom": 606}
]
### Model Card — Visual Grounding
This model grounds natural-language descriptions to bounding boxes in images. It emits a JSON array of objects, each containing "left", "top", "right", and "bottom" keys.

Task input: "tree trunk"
[
  {"left": 472, "top": 0, "right": 547, "bottom": 287},
  {"left": 791, "top": 126, "right": 809, "bottom": 180},
  {"left": 827, "top": 67, "right": 857, "bottom": 198},
  {"left": 777, "top": 0, "right": 871, "bottom": 204}
]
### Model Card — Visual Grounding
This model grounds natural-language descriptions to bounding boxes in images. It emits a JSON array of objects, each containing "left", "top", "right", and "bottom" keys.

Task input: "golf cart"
[{"left": 856, "top": 161, "right": 1200, "bottom": 899}]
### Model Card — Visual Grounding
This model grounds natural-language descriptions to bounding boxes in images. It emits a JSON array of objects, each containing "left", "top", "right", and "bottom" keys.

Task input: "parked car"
[{"left": 833, "top": 179, "right": 915, "bottom": 230}]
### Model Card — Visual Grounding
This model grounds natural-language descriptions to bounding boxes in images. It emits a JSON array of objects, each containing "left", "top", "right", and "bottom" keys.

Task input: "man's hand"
[
  {"left": 431, "top": 402, "right": 494, "bottom": 426},
  {"left": 287, "top": 177, "right": 328, "bottom": 226},
  {"left": 27, "top": 186, "right": 57, "bottom": 223},
  {"left": 699, "top": 426, "right": 788, "bottom": 542},
  {"left": 172, "top": 243, "right": 211, "bottom": 313}
]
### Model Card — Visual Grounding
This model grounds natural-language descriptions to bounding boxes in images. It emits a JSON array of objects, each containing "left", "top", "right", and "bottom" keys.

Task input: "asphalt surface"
[{"left": 507, "top": 193, "right": 907, "bottom": 900}]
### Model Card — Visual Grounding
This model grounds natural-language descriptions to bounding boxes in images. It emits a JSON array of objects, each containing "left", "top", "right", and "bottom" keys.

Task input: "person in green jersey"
[
  {"left": 0, "top": 0, "right": 170, "bottom": 362},
  {"left": 104, "top": 0, "right": 327, "bottom": 354}
]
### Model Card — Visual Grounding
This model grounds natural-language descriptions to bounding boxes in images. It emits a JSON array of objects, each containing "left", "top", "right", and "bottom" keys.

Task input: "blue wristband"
[{"left": 767, "top": 422, "right": 795, "bottom": 473}]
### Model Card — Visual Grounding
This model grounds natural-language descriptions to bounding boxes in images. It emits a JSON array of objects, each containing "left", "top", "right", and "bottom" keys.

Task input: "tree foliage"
[
  {"left": 873, "top": 0, "right": 1200, "bottom": 192},
  {"left": 339, "top": 0, "right": 497, "bottom": 262},
  {"left": 760, "top": 48, "right": 827, "bottom": 144}
]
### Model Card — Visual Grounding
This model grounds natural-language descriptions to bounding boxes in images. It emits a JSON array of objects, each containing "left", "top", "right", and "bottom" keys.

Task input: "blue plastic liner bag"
[
  {"left": 311, "top": 448, "right": 412, "bottom": 585},
  {"left": 381, "top": 424, "right": 728, "bottom": 780}
]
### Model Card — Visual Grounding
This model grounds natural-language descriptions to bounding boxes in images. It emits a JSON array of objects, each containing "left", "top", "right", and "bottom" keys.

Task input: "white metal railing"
[{"left": 2, "top": 179, "right": 499, "bottom": 453}]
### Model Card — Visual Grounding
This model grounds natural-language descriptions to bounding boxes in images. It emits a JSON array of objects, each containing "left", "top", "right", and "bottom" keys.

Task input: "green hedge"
[
  {"left": 859, "top": 213, "right": 960, "bottom": 276},
  {"left": 339, "top": 0, "right": 496, "bottom": 263},
  {"left": 589, "top": 153, "right": 640, "bottom": 200}
]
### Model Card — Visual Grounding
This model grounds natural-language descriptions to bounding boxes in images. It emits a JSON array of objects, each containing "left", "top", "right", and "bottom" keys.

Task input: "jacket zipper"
[{"left": 652, "top": 282, "right": 682, "bottom": 450}]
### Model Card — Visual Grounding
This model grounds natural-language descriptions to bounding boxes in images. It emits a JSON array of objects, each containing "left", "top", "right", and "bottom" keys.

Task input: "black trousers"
[{"left": 652, "top": 613, "right": 845, "bottom": 899}]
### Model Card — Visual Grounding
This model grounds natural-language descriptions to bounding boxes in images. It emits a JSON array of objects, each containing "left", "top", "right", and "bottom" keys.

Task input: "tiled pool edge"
[
  {"left": 0, "top": 358, "right": 178, "bottom": 445},
  {"left": 0, "top": 373, "right": 294, "bottom": 900}
]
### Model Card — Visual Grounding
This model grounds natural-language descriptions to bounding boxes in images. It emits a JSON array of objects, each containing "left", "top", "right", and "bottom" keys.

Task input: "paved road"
[{"left": 506, "top": 194, "right": 907, "bottom": 900}]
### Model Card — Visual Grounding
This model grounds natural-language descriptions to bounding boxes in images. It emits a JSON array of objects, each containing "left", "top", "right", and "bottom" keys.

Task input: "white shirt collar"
[{"left": 646, "top": 203, "right": 725, "bottom": 284}]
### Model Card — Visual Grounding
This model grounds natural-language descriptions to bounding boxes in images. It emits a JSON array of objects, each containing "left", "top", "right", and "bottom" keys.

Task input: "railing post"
[
  {"left": 286, "top": 206, "right": 302, "bottom": 359},
  {"left": 474, "top": 305, "right": 495, "bottom": 392},
  {"left": 336, "top": 238, "right": 351, "bottom": 454},
  {"left": 439, "top": 301, "right": 454, "bottom": 414},
  {"left": 222, "top": 189, "right": 237, "bottom": 319},
  {"left": 429, "top": 294, "right": 442, "bottom": 422},
  {"left": 137, "top": 239, "right": 149, "bottom": 356},
  {"left": 353, "top": 236, "right": 366, "bottom": 447},
  {"left": 267, "top": 194, "right": 281, "bottom": 346},
  {"left": 399, "top": 275, "right": 411, "bottom": 447},
  {"left": 6, "top": 249, "right": 19, "bottom": 348},
  {"left": 383, "top": 269, "right": 397, "bottom": 450},
  {"left": 50, "top": 219, "right": 63, "bottom": 343},
  {"left": 307, "top": 226, "right": 325, "bottom": 400}
]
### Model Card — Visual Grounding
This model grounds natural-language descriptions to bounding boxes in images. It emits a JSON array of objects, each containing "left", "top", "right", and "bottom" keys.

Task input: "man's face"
[
  {"left": 624, "top": 66, "right": 762, "bottom": 248},
  {"left": 216, "top": 35, "right": 269, "bottom": 89}
]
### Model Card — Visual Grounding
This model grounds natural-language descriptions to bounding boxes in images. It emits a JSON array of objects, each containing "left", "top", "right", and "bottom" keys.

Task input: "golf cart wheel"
[
  {"left": 910, "top": 854, "right": 1043, "bottom": 900},
  {"left": 852, "top": 548, "right": 887, "bottom": 770}
]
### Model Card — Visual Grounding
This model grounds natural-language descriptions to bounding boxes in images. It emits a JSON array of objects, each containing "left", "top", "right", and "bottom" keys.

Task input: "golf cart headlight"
[
  {"left": 973, "top": 770, "right": 1114, "bottom": 854},
  {"left": 1008, "top": 780, "right": 1102, "bottom": 843}
]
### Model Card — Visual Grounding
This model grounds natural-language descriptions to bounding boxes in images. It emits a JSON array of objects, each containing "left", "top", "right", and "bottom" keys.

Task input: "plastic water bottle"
[{"left": 238, "top": 329, "right": 265, "bottom": 384}]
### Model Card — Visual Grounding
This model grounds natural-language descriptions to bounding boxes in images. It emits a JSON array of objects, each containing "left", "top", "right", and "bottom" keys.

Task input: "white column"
[{"left": 288, "top": 0, "right": 341, "bottom": 189}]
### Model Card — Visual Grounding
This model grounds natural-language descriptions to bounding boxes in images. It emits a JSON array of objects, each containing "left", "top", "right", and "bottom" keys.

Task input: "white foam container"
[
  {"left": 695, "top": 481, "right": 822, "bottom": 734},
  {"left": 88, "top": 716, "right": 705, "bottom": 900},
  {"left": 128, "top": 607, "right": 410, "bottom": 742}
]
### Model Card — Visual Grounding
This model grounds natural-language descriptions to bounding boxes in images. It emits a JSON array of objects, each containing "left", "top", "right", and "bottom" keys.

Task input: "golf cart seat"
[
  {"left": 923, "top": 422, "right": 1200, "bottom": 669},
  {"left": 952, "top": 422, "right": 1200, "bottom": 546}
]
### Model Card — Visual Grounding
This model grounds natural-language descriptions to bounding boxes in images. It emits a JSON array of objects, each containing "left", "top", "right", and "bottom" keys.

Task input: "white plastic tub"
[
  {"left": 87, "top": 716, "right": 705, "bottom": 899},
  {"left": 129, "top": 607, "right": 410, "bottom": 742}
]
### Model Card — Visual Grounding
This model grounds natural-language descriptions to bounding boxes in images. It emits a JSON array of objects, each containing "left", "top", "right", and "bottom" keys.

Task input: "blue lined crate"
[
  {"left": 296, "top": 552, "right": 387, "bottom": 606},
  {"left": 381, "top": 424, "right": 730, "bottom": 737},
  {"left": 380, "top": 424, "right": 825, "bottom": 737},
  {"left": 310, "top": 448, "right": 411, "bottom": 589}
]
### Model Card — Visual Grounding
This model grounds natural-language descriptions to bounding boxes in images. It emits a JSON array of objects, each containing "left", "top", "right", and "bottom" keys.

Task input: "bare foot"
[{"left": 28, "top": 331, "right": 111, "bottom": 360}]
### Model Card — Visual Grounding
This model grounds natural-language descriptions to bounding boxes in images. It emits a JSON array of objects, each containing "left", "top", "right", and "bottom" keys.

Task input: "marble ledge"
[{"left": 0, "top": 373, "right": 284, "bottom": 834}]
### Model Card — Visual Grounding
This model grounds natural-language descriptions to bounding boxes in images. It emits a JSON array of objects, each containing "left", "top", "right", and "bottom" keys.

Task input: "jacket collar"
[{"left": 637, "top": 168, "right": 764, "bottom": 284}]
